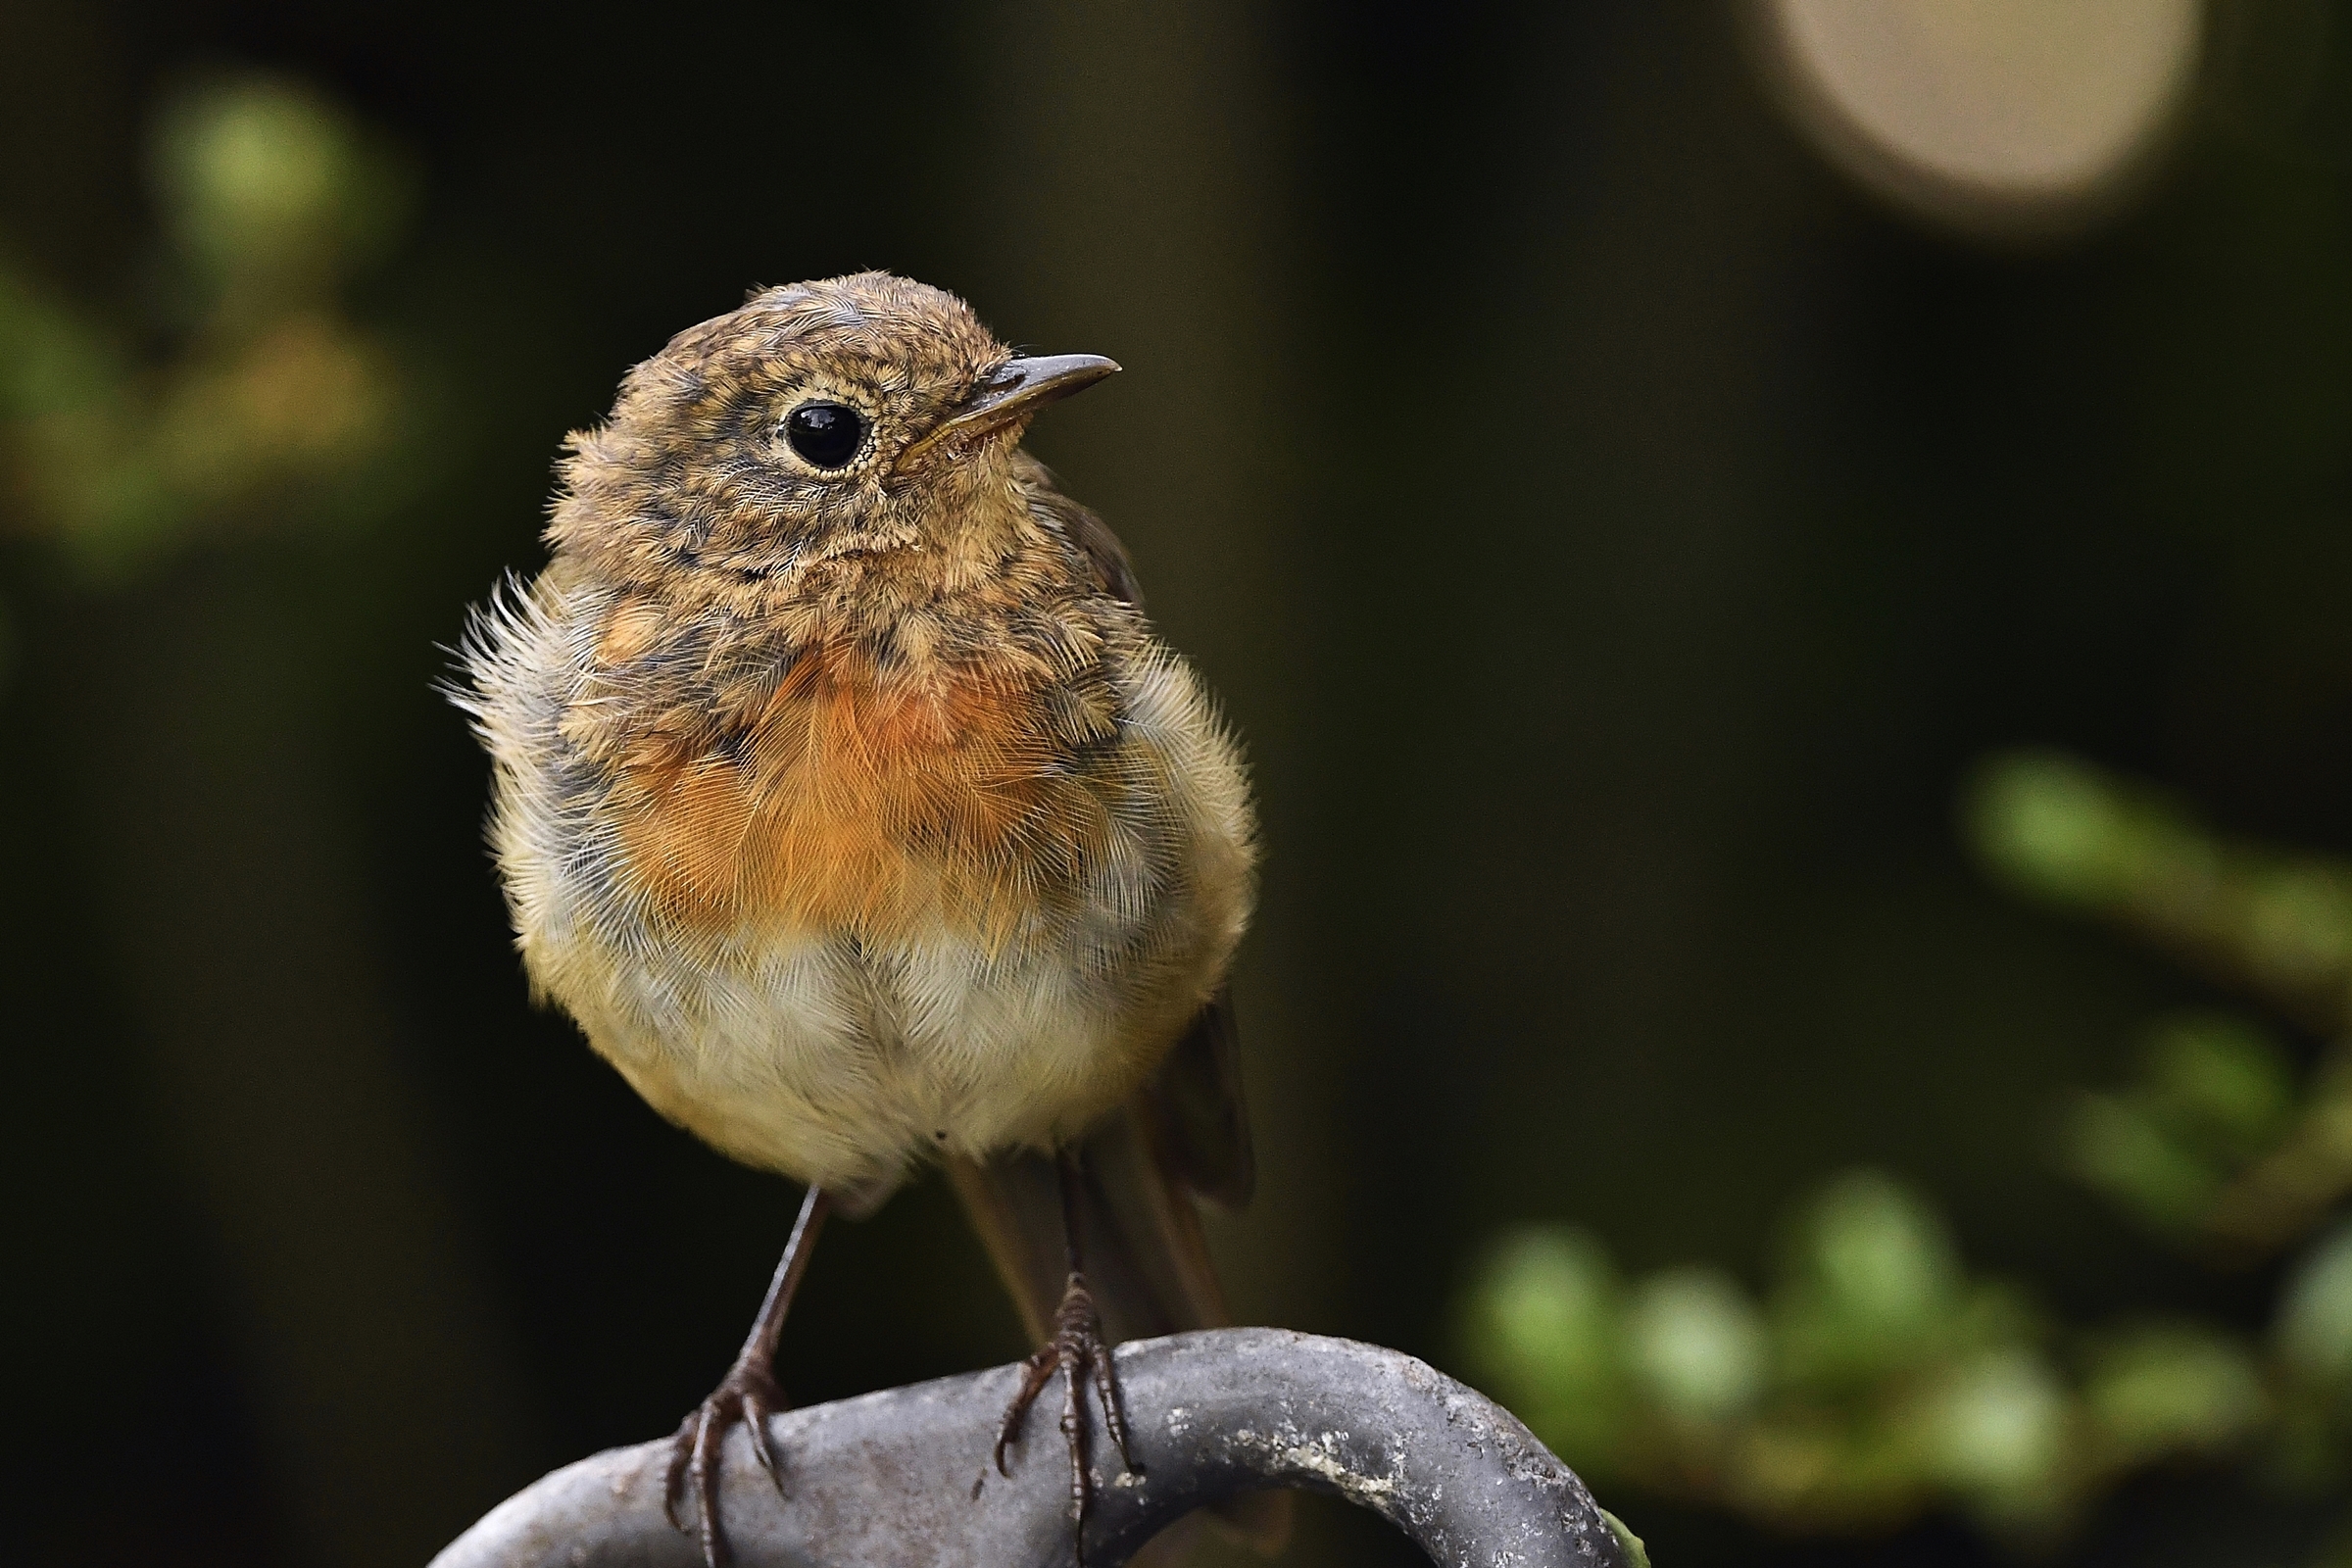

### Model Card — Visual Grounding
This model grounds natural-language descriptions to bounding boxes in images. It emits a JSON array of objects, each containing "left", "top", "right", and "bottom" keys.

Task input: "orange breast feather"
[{"left": 610, "top": 643, "right": 1122, "bottom": 945}]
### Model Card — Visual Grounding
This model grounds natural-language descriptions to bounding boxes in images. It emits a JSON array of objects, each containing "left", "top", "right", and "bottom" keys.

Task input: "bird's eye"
[{"left": 782, "top": 401, "right": 868, "bottom": 469}]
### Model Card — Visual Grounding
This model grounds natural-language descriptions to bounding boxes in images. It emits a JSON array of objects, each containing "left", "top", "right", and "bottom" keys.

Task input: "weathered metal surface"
[{"left": 429, "top": 1327, "right": 1632, "bottom": 1568}]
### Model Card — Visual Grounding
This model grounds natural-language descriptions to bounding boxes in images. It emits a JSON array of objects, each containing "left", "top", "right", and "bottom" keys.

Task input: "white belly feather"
[{"left": 560, "top": 925, "right": 1167, "bottom": 1208}]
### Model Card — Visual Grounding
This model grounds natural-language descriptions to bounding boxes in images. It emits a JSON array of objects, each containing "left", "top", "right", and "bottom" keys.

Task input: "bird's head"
[{"left": 547, "top": 271, "right": 1117, "bottom": 587}]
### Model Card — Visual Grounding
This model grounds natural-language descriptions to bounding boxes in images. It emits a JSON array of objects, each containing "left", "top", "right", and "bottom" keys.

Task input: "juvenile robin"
[{"left": 458, "top": 272, "right": 1279, "bottom": 1564}]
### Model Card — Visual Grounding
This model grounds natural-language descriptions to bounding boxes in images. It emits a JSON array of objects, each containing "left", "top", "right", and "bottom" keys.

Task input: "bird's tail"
[
  {"left": 948, "top": 1000, "right": 1291, "bottom": 1556},
  {"left": 947, "top": 1105, "right": 1228, "bottom": 1345}
]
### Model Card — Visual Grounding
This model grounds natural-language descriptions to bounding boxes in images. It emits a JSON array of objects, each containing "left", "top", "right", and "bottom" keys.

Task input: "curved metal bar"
[{"left": 430, "top": 1327, "right": 1634, "bottom": 1568}]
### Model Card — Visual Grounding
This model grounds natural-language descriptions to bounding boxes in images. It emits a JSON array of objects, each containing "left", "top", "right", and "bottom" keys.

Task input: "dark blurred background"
[{"left": 6, "top": 2, "right": 2350, "bottom": 1566}]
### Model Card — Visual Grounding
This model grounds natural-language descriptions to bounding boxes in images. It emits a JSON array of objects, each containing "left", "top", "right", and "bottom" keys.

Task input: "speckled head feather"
[{"left": 549, "top": 273, "right": 1026, "bottom": 587}]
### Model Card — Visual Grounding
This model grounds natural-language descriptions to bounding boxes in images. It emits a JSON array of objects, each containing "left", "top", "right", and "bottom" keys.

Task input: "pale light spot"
[{"left": 1753, "top": 0, "right": 2203, "bottom": 239}]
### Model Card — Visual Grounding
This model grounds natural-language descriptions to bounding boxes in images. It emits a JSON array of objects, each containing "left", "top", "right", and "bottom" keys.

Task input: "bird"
[{"left": 456, "top": 271, "right": 1281, "bottom": 1565}]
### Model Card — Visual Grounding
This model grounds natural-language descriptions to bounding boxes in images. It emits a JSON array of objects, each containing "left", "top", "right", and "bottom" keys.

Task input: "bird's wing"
[
  {"left": 1066, "top": 503, "right": 1144, "bottom": 609},
  {"left": 1013, "top": 454, "right": 1144, "bottom": 609},
  {"left": 1138, "top": 987, "right": 1255, "bottom": 1210}
]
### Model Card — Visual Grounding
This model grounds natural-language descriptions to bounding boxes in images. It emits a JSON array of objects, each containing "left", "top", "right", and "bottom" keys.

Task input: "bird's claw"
[
  {"left": 994, "top": 1270, "right": 1135, "bottom": 1555},
  {"left": 663, "top": 1358, "right": 790, "bottom": 1568}
]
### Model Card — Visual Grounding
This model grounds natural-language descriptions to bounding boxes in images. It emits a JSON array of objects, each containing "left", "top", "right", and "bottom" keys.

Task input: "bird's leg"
[
  {"left": 664, "top": 1184, "right": 830, "bottom": 1568},
  {"left": 993, "top": 1151, "right": 1134, "bottom": 1550}
]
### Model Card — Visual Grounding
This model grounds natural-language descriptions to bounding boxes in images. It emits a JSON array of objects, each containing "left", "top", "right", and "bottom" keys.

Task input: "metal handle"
[{"left": 431, "top": 1327, "right": 1635, "bottom": 1568}]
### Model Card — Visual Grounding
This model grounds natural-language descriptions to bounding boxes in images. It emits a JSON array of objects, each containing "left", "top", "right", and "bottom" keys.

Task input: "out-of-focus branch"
[
  {"left": 1453, "top": 752, "right": 2352, "bottom": 1553},
  {"left": 0, "top": 72, "right": 414, "bottom": 583},
  {"left": 1459, "top": 1171, "right": 2273, "bottom": 1543},
  {"left": 1967, "top": 751, "right": 2352, "bottom": 1042},
  {"left": 1968, "top": 752, "right": 2352, "bottom": 1262},
  {"left": 0, "top": 73, "right": 535, "bottom": 1565},
  {"left": 430, "top": 1328, "right": 1642, "bottom": 1568}
]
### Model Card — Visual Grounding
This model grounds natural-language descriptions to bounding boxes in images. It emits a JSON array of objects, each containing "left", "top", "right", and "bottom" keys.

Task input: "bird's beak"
[{"left": 901, "top": 354, "right": 1120, "bottom": 464}]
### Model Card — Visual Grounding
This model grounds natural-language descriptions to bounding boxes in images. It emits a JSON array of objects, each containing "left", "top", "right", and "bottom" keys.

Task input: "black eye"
[{"left": 782, "top": 401, "right": 867, "bottom": 469}]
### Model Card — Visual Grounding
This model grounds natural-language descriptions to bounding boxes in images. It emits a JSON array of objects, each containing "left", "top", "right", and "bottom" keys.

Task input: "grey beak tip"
[
  {"left": 1003, "top": 353, "right": 1121, "bottom": 385},
  {"left": 904, "top": 351, "right": 1124, "bottom": 465}
]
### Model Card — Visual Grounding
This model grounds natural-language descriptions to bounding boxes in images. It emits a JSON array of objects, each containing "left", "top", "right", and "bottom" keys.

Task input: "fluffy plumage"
[{"left": 457, "top": 272, "right": 1256, "bottom": 1214}]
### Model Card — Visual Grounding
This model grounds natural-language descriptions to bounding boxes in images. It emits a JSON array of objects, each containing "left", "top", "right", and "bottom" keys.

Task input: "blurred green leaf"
[
  {"left": 2144, "top": 1014, "right": 2297, "bottom": 1157},
  {"left": 0, "top": 265, "right": 121, "bottom": 419},
  {"left": 2278, "top": 1222, "right": 2352, "bottom": 1384},
  {"left": 1460, "top": 1226, "right": 1629, "bottom": 1467},
  {"left": 2064, "top": 1013, "right": 2297, "bottom": 1239},
  {"left": 1964, "top": 751, "right": 2209, "bottom": 913},
  {"left": 1912, "top": 1347, "right": 2069, "bottom": 1525},
  {"left": 2065, "top": 1091, "right": 2224, "bottom": 1234},
  {"left": 1599, "top": 1508, "right": 1650, "bottom": 1568},
  {"left": 149, "top": 73, "right": 412, "bottom": 307},
  {"left": 1778, "top": 1171, "right": 1962, "bottom": 1386},
  {"left": 2242, "top": 864, "right": 2352, "bottom": 999},
  {"left": 1627, "top": 1267, "right": 1768, "bottom": 1426},
  {"left": 2082, "top": 1323, "right": 2266, "bottom": 1466}
]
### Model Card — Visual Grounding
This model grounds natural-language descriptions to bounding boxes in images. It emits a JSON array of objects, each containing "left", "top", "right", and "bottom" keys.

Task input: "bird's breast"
[{"left": 598, "top": 638, "right": 1139, "bottom": 950}]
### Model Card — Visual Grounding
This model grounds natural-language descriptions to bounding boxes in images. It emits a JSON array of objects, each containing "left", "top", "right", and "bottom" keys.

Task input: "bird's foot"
[
  {"left": 994, "top": 1270, "right": 1135, "bottom": 1552},
  {"left": 663, "top": 1355, "right": 789, "bottom": 1568}
]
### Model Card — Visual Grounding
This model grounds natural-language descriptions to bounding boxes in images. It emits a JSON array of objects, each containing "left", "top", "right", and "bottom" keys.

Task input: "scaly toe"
[
  {"left": 661, "top": 1362, "right": 791, "bottom": 1568},
  {"left": 991, "top": 1269, "right": 1134, "bottom": 1562}
]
